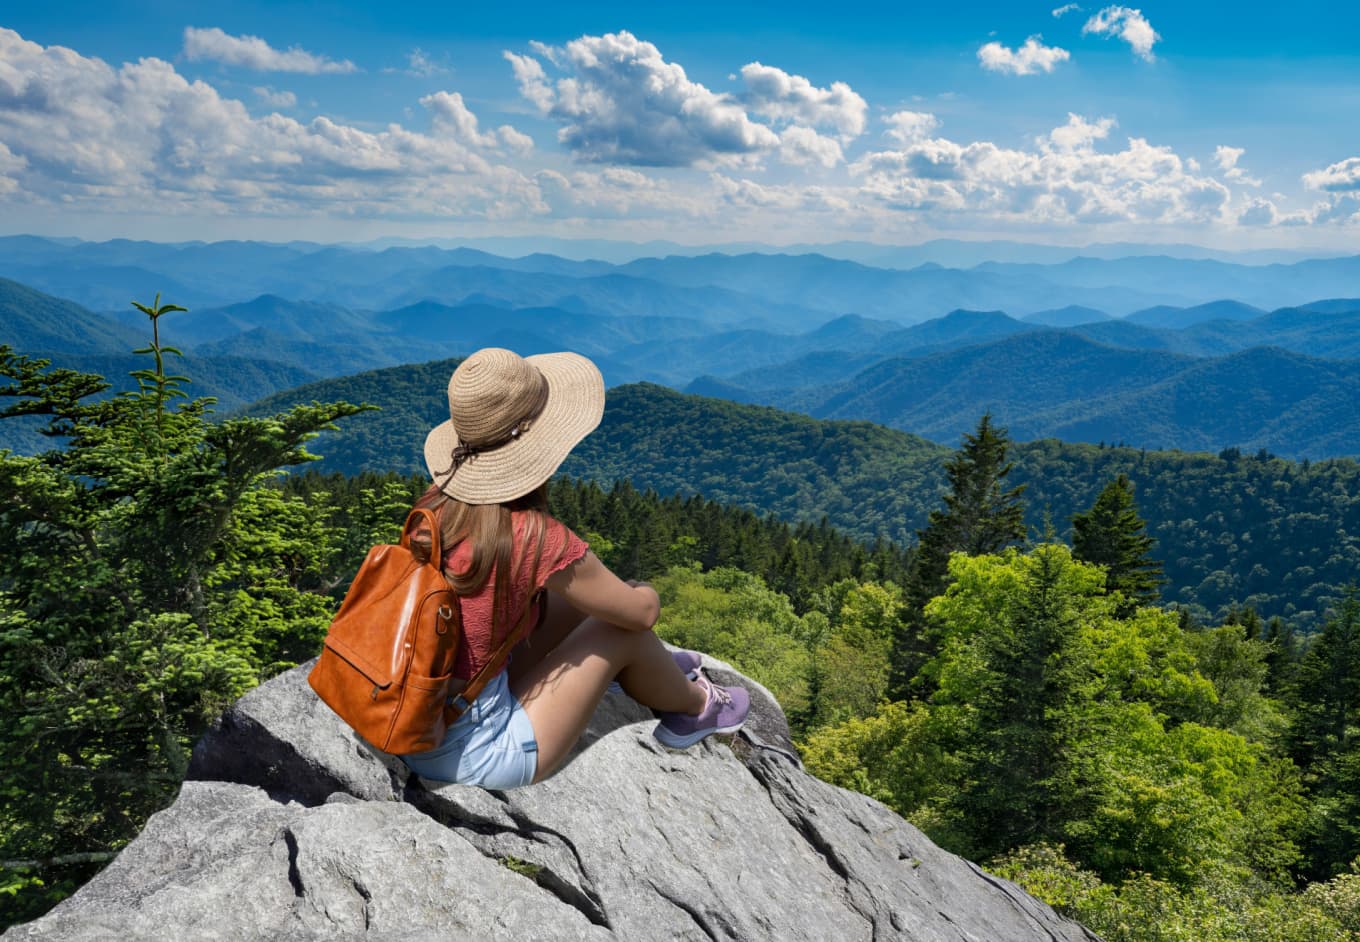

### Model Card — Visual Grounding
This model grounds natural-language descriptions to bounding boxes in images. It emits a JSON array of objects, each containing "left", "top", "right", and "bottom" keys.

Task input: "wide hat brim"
[{"left": 424, "top": 351, "right": 604, "bottom": 505}]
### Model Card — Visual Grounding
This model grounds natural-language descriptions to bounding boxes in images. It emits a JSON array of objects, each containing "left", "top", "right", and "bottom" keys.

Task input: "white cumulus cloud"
[
  {"left": 1052, "top": 3, "right": 1082, "bottom": 17},
  {"left": 1303, "top": 156, "right": 1360, "bottom": 192},
  {"left": 712, "top": 174, "right": 851, "bottom": 213},
  {"left": 503, "top": 31, "right": 779, "bottom": 167},
  {"left": 253, "top": 86, "right": 297, "bottom": 109},
  {"left": 779, "top": 126, "right": 843, "bottom": 168},
  {"left": 739, "top": 62, "right": 867, "bottom": 141},
  {"left": 1235, "top": 197, "right": 1286, "bottom": 226},
  {"left": 1214, "top": 145, "right": 1261, "bottom": 186},
  {"left": 533, "top": 166, "right": 711, "bottom": 221},
  {"left": 0, "top": 141, "right": 25, "bottom": 196},
  {"left": 421, "top": 91, "right": 499, "bottom": 147},
  {"left": 850, "top": 112, "right": 1231, "bottom": 225},
  {"left": 884, "top": 111, "right": 940, "bottom": 145},
  {"left": 503, "top": 51, "right": 554, "bottom": 112},
  {"left": 1047, "top": 113, "right": 1117, "bottom": 151},
  {"left": 1237, "top": 193, "right": 1356, "bottom": 227},
  {"left": 0, "top": 28, "right": 543, "bottom": 221},
  {"left": 498, "top": 125, "right": 534, "bottom": 156},
  {"left": 1082, "top": 6, "right": 1161, "bottom": 61},
  {"left": 978, "top": 36, "right": 1071, "bottom": 75},
  {"left": 183, "top": 27, "right": 358, "bottom": 74}
]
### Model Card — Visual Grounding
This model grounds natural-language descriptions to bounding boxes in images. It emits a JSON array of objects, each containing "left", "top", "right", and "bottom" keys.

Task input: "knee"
[{"left": 575, "top": 616, "right": 649, "bottom": 653}]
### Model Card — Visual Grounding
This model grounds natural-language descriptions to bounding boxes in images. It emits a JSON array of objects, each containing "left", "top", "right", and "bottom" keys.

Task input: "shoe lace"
[{"left": 700, "top": 675, "right": 732, "bottom": 708}]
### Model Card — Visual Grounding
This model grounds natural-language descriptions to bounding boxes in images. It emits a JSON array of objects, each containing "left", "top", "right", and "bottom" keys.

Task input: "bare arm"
[{"left": 544, "top": 550, "right": 660, "bottom": 631}]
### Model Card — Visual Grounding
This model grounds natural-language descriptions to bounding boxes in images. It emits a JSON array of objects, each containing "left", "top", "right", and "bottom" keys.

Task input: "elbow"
[{"left": 636, "top": 586, "right": 661, "bottom": 631}]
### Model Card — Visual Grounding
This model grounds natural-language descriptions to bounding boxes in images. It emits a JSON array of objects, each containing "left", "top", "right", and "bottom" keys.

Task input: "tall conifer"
[
  {"left": 1289, "top": 589, "right": 1360, "bottom": 878},
  {"left": 1071, "top": 473, "right": 1164, "bottom": 616},
  {"left": 889, "top": 413, "right": 1026, "bottom": 698}
]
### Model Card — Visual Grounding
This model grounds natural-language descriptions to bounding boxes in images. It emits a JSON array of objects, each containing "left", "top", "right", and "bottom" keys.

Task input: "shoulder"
[
  {"left": 512, "top": 509, "right": 589, "bottom": 574},
  {"left": 511, "top": 509, "right": 580, "bottom": 542}
]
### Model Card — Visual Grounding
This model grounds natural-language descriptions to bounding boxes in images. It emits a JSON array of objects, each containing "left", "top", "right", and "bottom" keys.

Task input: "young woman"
[{"left": 398, "top": 347, "right": 749, "bottom": 790}]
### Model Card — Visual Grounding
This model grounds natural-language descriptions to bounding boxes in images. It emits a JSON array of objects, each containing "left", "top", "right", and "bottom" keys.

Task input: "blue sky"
[{"left": 2, "top": 2, "right": 1358, "bottom": 248}]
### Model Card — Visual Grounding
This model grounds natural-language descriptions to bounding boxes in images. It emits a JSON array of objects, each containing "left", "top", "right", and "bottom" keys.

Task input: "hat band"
[{"left": 434, "top": 373, "right": 551, "bottom": 489}]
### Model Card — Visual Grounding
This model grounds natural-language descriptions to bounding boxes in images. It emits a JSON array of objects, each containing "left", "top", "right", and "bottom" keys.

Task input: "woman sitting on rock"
[{"left": 399, "top": 347, "right": 749, "bottom": 790}]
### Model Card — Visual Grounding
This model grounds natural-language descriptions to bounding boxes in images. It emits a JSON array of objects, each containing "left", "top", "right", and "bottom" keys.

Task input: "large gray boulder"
[{"left": 5, "top": 655, "right": 1100, "bottom": 941}]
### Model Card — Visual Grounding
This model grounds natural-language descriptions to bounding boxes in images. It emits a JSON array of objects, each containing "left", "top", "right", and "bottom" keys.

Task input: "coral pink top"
[{"left": 442, "top": 510, "right": 588, "bottom": 681}]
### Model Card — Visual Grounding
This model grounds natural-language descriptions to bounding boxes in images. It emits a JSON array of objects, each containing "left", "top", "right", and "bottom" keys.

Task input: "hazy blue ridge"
[
  {"left": 5, "top": 267, "right": 1360, "bottom": 461},
  {"left": 724, "top": 331, "right": 1360, "bottom": 460},
  {"left": 6, "top": 237, "right": 1360, "bottom": 327},
  {"left": 0, "top": 276, "right": 147, "bottom": 354},
  {"left": 1125, "top": 299, "right": 1267, "bottom": 328},
  {"left": 1020, "top": 305, "right": 1113, "bottom": 326}
]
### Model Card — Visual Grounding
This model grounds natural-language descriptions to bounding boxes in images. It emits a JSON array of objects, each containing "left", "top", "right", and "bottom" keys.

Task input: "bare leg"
[{"left": 511, "top": 617, "right": 707, "bottom": 783}]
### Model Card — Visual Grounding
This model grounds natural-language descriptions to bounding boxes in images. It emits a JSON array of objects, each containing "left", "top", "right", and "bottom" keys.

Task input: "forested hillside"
[
  {"left": 779, "top": 337, "right": 1360, "bottom": 458},
  {"left": 240, "top": 370, "right": 1360, "bottom": 630}
]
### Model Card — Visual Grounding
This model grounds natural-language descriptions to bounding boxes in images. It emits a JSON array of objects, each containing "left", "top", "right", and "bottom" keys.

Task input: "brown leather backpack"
[{"left": 307, "top": 508, "right": 536, "bottom": 754}]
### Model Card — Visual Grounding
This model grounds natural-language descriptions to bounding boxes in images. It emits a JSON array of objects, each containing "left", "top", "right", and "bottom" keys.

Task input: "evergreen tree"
[
  {"left": 1071, "top": 473, "right": 1165, "bottom": 615},
  {"left": 1262, "top": 615, "right": 1300, "bottom": 695},
  {"left": 0, "top": 301, "right": 366, "bottom": 925},
  {"left": 890, "top": 414, "right": 1026, "bottom": 698},
  {"left": 1289, "top": 589, "right": 1360, "bottom": 770},
  {"left": 944, "top": 544, "right": 1097, "bottom": 859},
  {"left": 1289, "top": 588, "right": 1360, "bottom": 878}
]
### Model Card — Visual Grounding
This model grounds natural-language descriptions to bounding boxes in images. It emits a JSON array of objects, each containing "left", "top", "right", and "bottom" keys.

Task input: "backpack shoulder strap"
[
  {"left": 443, "top": 588, "right": 544, "bottom": 722},
  {"left": 401, "top": 508, "right": 443, "bottom": 568}
]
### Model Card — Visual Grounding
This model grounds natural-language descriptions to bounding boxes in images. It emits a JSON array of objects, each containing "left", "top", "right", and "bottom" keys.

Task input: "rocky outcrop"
[{"left": 5, "top": 656, "right": 1100, "bottom": 941}]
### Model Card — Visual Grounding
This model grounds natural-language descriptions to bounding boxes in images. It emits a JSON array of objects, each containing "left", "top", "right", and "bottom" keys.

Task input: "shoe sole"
[{"left": 652, "top": 720, "right": 745, "bottom": 749}]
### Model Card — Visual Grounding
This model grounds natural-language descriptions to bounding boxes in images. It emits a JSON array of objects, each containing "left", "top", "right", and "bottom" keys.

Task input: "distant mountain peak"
[
  {"left": 1021, "top": 305, "right": 1111, "bottom": 327},
  {"left": 940, "top": 308, "right": 1013, "bottom": 321}
]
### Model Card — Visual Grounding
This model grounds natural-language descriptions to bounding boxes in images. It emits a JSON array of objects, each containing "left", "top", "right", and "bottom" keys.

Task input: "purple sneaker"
[
  {"left": 654, "top": 675, "right": 750, "bottom": 748},
  {"left": 671, "top": 649, "right": 703, "bottom": 679}
]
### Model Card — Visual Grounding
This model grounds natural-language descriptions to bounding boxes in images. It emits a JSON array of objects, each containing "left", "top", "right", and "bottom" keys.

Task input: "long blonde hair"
[{"left": 411, "top": 483, "right": 568, "bottom": 632}]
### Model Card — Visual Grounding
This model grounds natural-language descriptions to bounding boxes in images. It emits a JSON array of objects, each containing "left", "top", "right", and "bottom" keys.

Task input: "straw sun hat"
[{"left": 424, "top": 348, "right": 605, "bottom": 505}]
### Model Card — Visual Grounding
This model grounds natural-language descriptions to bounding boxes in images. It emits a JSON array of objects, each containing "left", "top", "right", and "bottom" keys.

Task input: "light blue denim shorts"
[{"left": 399, "top": 670, "right": 538, "bottom": 790}]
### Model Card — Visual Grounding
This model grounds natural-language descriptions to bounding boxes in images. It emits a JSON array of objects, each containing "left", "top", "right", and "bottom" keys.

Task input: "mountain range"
[
  {"left": 5, "top": 235, "right": 1360, "bottom": 324},
  {"left": 747, "top": 335, "right": 1360, "bottom": 459},
  {"left": 6, "top": 245, "right": 1360, "bottom": 626},
  {"left": 4, "top": 250, "right": 1360, "bottom": 460}
]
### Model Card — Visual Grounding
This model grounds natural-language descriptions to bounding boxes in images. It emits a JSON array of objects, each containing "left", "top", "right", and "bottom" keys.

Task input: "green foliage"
[
  {"left": 993, "top": 844, "right": 1360, "bottom": 942},
  {"left": 807, "top": 580, "right": 901, "bottom": 726},
  {"left": 0, "top": 307, "right": 367, "bottom": 928},
  {"left": 801, "top": 699, "right": 964, "bottom": 822},
  {"left": 653, "top": 566, "right": 815, "bottom": 723},
  {"left": 812, "top": 544, "right": 1305, "bottom": 894},
  {"left": 240, "top": 356, "right": 459, "bottom": 477},
  {"left": 499, "top": 856, "right": 544, "bottom": 880},
  {"left": 1072, "top": 473, "right": 1165, "bottom": 615},
  {"left": 926, "top": 546, "right": 1102, "bottom": 860},
  {"left": 1289, "top": 590, "right": 1360, "bottom": 879},
  {"left": 893, "top": 413, "right": 1027, "bottom": 697},
  {"left": 1183, "top": 618, "right": 1286, "bottom": 742},
  {"left": 1012, "top": 439, "right": 1360, "bottom": 629}
]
